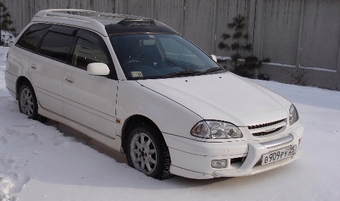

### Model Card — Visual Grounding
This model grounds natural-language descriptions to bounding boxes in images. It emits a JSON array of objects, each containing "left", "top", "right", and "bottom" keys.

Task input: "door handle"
[
  {"left": 65, "top": 77, "right": 74, "bottom": 83},
  {"left": 31, "top": 64, "right": 36, "bottom": 69}
]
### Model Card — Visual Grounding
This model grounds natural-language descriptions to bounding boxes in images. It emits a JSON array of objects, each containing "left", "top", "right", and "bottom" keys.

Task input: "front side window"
[
  {"left": 72, "top": 37, "right": 110, "bottom": 70},
  {"left": 111, "top": 34, "right": 222, "bottom": 80},
  {"left": 71, "top": 29, "right": 117, "bottom": 79},
  {"left": 16, "top": 23, "right": 50, "bottom": 51}
]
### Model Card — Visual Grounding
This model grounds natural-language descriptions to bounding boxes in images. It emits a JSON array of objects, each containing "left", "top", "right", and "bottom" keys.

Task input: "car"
[{"left": 5, "top": 9, "right": 304, "bottom": 180}]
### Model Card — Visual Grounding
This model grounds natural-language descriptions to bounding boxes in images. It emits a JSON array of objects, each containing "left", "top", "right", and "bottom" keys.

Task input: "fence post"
[
  {"left": 211, "top": 0, "right": 218, "bottom": 55},
  {"left": 338, "top": 38, "right": 340, "bottom": 73},
  {"left": 251, "top": 0, "right": 265, "bottom": 78},
  {"left": 0, "top": 7, "right": 2, "bottom": 45},
  {"left": 296, "top": 0, "right": 305, "bottom": 68},
  {"left": 251, "top": 0, "right": 264, "bottom": 60}
]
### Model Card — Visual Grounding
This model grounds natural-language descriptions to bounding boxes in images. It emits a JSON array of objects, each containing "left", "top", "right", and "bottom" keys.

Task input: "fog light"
[{"left": 211, "top": 159, "right": 227, "bottom": 168}]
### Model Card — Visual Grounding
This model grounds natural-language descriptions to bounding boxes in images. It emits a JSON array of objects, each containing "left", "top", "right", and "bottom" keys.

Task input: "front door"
[{"left": 62, "top": 30, "right": 118, "bottom": 140}]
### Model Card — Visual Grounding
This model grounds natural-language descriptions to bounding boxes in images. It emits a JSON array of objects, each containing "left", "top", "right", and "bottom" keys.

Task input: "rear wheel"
[
  {"left": 18, "top": 83, "right": 39, "bottom": 120},
  {"left": 126, "top": 123, "right": 172, "bottom": 180}
]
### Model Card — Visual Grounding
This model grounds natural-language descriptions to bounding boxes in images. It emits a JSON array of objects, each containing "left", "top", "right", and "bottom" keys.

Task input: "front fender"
[{"left": 115, "top": 81, "right": 202, "bottom": 139}]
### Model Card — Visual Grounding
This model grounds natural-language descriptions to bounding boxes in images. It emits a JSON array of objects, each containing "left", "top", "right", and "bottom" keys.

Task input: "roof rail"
[{"left": 32, "top": 9, "right": 143, "bottom": 36}]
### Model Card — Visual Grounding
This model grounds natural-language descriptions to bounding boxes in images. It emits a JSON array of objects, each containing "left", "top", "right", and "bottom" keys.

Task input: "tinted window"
[
  {"left": 16, "top": 24, "right": 50, "bottom": 51},
  {"left": 72, "top": 38, "right": 110, "bottom": 69},
  {"left": 72, "top": 30, "right": 110, "bottom": 69},
  {"left": 39, "top": 31, "right": 75, "bottom": 62},
  {"left": 111, "top": 34, "right": 220, "bottom": 80}
]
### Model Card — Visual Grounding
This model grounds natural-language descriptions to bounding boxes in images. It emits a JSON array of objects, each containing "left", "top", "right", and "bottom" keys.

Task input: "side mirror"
[
  {"left": 211, "top": 55, "right": 217, "bottom": 62},
  {"left": 87, "top": 63, "right": 110, "bottom": 76}
]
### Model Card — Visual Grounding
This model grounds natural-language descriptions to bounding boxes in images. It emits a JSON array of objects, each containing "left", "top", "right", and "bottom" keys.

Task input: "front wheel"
[
  {"left": 126, "top": 123, "right": 172, "bottom": 180},
  {"left": 18, "top": 83, "right": 39, "bottom": 120}
]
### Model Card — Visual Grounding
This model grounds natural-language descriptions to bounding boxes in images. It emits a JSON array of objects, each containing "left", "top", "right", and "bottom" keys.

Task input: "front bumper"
[{"left": 164, "top": 122, "right": 304, "bottom": 179}]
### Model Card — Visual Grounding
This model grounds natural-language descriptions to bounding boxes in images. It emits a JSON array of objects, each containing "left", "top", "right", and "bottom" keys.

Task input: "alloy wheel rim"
[
  {"left": 20, "top": 88, "right": 34, "bottom": 116},
  {"left": 130, "top": 132, "right": 157, "bottom": 175}
]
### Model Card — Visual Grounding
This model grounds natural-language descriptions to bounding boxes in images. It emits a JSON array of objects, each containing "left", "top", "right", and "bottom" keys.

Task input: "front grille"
[{"left": 248, "top": 119, "right": 286, "bottom": 137}]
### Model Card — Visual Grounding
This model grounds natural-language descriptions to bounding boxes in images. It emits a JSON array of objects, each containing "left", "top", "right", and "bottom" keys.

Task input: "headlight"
[
  {"left": 289, "top": 104, "right": 299, "bottom": 125},
  {"left": 191, "top": 121, "right": 243, "bottom": 139}
]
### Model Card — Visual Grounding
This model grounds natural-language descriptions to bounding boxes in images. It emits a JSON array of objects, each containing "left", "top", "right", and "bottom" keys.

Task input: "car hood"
[{"left": 137, "top": 72, "right": 290, "bottom": 126}]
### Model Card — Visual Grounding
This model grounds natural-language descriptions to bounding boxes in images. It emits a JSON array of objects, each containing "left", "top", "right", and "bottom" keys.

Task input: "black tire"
[
  {"left": 18, "top": 82, "right": 39, "bottom": 120},
  {"left": 126, "top": 122, "right": 172, "bottom": 180}
]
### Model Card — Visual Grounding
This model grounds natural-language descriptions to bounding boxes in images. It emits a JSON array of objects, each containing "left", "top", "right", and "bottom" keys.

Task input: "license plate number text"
[{"left": 262, "top": 145, "right": 297, "bottom": 166}]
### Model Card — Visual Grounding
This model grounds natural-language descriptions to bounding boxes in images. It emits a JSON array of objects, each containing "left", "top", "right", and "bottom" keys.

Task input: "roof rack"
[{"left": 32, "top": 9, "right": 148, "bottom": 37}]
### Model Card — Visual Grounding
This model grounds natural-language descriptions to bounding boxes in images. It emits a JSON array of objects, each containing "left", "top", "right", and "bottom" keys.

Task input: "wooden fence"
[{"left": 2, "top": 0, "right": 340, "bottom": 90}]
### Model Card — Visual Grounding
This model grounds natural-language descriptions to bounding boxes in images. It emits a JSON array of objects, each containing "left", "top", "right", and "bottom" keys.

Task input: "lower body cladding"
[{"left": 164, "top": 123, "right": 304, "bottom": 179}]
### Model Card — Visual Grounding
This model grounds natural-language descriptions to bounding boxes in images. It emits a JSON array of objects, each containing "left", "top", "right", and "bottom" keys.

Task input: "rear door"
[
  {"left": 31, "top": 25, "right": 77, "bottom": 115},
  {"left": 62, "top": 29, "right": 118, "bottom": 140}
]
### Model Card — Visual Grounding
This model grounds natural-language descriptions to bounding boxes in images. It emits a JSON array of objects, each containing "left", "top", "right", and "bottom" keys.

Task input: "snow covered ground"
[{"left": 1, "top": 46, "right": 340, "bottom": 201}]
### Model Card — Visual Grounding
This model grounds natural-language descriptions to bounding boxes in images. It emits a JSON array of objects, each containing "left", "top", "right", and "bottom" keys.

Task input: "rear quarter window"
[{"left": 16, "top": 24, "right": 51, "bottom": 51}]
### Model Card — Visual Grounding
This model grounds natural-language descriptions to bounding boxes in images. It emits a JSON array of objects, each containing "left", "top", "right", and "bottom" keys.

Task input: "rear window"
[{"left": 16, "top": 24, "right": 50, "bottom": 51}]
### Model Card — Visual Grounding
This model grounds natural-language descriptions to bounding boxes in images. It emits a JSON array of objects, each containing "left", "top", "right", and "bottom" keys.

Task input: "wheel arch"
[
  {"left": 121, "top": 114, "right": 164, "bottom": 154},
  {"left": 16, "top": 76, "right": 32, "bottom": 100}
]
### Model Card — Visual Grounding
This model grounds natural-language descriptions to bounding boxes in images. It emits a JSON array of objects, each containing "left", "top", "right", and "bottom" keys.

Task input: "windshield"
[{"left": 111, "top": 34, "right": 224, "bottom": 80}]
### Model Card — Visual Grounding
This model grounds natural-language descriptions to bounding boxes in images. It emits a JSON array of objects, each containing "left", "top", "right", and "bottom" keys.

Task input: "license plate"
[{"left": 262, "top": 145, "right": 297, "bottom": 166}]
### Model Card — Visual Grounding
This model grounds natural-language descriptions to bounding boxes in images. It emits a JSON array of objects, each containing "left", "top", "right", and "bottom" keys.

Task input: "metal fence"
[{"left": 2, "top": 0, "right": 340, "bottom": 90}]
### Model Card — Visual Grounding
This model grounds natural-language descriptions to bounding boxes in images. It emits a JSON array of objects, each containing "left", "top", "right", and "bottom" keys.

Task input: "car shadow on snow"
[{"left": 45, "top": 118, "right": 127, "bottom": 164}]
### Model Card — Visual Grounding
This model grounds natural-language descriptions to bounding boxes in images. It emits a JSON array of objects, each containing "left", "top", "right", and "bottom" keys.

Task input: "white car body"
[{"left": 5, "top": 9, "right": 303, "bottom": 179}]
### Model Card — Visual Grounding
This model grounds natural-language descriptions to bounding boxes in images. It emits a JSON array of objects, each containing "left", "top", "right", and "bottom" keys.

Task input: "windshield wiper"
[
  {"left": 198, "top": 67, "right": 226, "bottom": 75},
  {"left": 162, "top": 70, "right": 201, "bottom": 78}
]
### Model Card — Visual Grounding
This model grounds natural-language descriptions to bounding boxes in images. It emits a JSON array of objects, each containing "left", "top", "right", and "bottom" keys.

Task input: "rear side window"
[
  {"left": 16, "top": 24, "right": 50, "bottom": 51},
  {"left": 39, "top": 32, "right": 75, "bottom": 62}
]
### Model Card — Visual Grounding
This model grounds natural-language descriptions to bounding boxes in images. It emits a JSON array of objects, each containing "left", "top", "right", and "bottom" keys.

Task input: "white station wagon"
[{"left": 5, "top": 9, "right": 304, "bottom": 180}]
